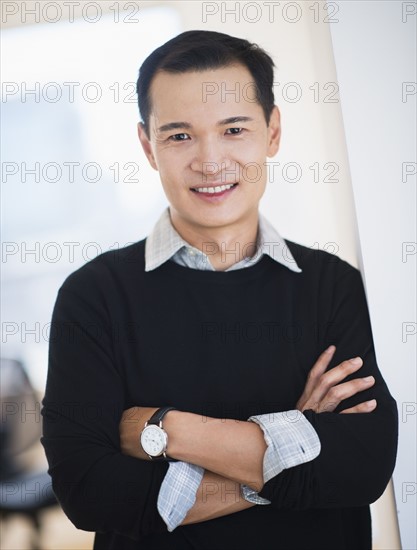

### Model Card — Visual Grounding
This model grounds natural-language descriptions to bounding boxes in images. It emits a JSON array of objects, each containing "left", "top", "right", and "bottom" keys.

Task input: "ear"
[
  {"left": 266, "top": 105, "right": 281, "bottom": 158},
  {"left": 137, "top": 122, "right": 158, "bottom": 171}
]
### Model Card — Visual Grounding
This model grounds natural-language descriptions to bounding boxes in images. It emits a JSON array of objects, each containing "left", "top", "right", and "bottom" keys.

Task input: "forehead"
[{"left": 149, "top": 64, "right": 262, "bottom": 125}]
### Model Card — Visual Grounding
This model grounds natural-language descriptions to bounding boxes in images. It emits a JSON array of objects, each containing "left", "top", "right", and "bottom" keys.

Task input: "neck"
[{"left": 169, "top": 210, "right": 259, "bottom": 271}]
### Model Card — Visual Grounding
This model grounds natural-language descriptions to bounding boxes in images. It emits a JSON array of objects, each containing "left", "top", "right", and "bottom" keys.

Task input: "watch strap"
[{"left": 146, "top": 406, "right": 177, "bottom": 427}]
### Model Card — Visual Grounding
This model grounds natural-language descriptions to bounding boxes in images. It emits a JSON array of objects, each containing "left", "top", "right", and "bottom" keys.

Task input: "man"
[{"left": 41, "top": 30, "right": 398, "bottom": 550}]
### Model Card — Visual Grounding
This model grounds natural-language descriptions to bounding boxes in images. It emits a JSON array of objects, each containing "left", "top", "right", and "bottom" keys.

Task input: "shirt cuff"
[
  {"left": 157, "top": 461, "right": 204, "bottom": 532},
  {"left": 249, "top": 410, "right": 321, "bottom": 484}
]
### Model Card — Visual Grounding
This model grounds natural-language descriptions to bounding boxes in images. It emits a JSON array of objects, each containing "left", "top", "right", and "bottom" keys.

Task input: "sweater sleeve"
[
  {"left": 257, "top": 261, "right": 398, "bottom": 509},
  {"left": 40, "top": 266, "right": 169, "bottom": 541}
]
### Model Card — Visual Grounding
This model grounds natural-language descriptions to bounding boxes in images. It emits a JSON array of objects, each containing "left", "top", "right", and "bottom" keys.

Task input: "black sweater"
[{"left": 41, "top": 238, "right": 398, "bottom": 550}]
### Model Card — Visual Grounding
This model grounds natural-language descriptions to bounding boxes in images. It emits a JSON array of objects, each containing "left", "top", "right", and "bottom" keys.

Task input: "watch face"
[{"left": 140, "top": 425, "right": 167, "bottom": 457}]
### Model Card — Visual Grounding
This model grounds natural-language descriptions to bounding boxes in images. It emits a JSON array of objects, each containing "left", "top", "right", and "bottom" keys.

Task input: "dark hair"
[{"left": 136, "top": 30, "right": 276, "bottom": 137}]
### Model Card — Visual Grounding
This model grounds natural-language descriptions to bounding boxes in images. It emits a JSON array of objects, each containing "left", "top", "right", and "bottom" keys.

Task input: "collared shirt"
[
  {"left": 145, "top": 207, "right": 320, "bottom": 531},
  {"left": 145, "top": 206, "right": 302, "bottom": 274}
]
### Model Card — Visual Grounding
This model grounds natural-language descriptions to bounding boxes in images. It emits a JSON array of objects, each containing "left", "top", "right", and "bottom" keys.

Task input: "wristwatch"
[{"left": 140, "top": 406, "right": 178, "bottom": 461}]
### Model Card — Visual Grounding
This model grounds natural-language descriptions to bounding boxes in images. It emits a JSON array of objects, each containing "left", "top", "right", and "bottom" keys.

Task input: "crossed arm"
[
  {"left": 40, "top": 254, "right": 398, "bottom": 544},
  {"left": 119, "top": 346, "right": 377, "bottom": 526}
]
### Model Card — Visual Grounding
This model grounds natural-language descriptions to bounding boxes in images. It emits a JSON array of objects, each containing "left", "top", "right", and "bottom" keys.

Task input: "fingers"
[
  {"left": 300, "top": 375, "right": 375, "bottom": 413},
  {"left": 321, "top": 357, "right": 365, "bottom": 387},
  {"left": 340, "top": 399, "right": 377, "bottom": 414},
  {"left": 307, "top": 356, "right": 366, "bottom": 408},
  {"left": 309, "top": 345, "right": 337, "bottom": 378},
  {"left": 317, "top": 375, "right": 375, "bottom": 412},
  {"left": 297, "top": 347, "right": 376, "bottom": 415},
  {"left": 302, "top": 345, "right": 336, "bottom": 397},
  {"left": 297, "top": 345, "right": 337, "bottom": 411}
]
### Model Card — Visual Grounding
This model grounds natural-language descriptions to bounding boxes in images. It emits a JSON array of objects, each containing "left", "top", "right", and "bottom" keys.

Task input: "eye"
[
  {"left": 168, "top": 133, "right": 190, "bottom": 142},
  {"left": 225, "top": 127, "right": 244, "bottom": 135}
]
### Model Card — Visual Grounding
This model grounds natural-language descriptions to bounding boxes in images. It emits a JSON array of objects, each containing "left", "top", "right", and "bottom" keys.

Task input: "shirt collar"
[{"left": 145, "top": 206, "right": 302, "bottom": 273}]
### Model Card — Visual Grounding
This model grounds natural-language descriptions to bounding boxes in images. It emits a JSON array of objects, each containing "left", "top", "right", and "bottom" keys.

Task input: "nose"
[{"left": 190, "top": 136, "right": 233, "bottom": 179}]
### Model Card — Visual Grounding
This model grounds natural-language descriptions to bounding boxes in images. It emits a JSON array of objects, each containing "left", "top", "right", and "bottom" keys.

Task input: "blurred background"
[{"left": 1, "top": 1, "right": 415, "bottom": 549}]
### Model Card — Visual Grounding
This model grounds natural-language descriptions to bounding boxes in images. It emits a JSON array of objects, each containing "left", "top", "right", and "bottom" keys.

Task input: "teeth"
[{"left": 194, "top": 183, "right": 236, "bottom": 194}]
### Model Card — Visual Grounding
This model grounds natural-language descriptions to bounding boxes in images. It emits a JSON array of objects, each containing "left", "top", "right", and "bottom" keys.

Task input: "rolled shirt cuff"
[
  {"left": 157, "top": 461, "right": 204, "bottom": 532},
  {"left": 248, "top": 410, "right": 321, "bottom": 484}
]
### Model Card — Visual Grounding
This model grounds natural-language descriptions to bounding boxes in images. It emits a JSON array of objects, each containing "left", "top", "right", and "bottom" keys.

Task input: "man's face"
[{"left": 138, "top": 64, "right": 280, "bottom": 233}]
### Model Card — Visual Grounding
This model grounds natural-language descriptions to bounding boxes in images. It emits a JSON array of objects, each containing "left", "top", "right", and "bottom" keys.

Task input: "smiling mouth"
[{"left": 190, "top": 183, "right": 238, "bottom": 194}]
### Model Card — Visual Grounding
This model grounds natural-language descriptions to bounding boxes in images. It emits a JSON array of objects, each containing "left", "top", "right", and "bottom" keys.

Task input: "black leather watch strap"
[{"left": 146, "top": 406, "right": 177, "bottom": 426}]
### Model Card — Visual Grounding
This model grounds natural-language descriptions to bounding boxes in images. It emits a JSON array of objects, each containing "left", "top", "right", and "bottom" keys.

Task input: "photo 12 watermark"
[
  {"left": 1, "top": 161, "right": 141, "bottom": 184},
  {"left": 201, "top": 79, "right": 340, "bottom": 105},
  {"left": 1, "top": 1, "right": 142, "bottom": 25},
  {"left": 1, "top": 81, "right": 137, "bottom": 104},
  {"left": 201, "top": 2, "right": 340, "bottom": 25}
]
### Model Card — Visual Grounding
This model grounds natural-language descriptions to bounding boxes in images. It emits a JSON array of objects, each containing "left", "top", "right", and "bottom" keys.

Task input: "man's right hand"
[{"left": 296, "top": 345, "right": 377, "bottom": 414}]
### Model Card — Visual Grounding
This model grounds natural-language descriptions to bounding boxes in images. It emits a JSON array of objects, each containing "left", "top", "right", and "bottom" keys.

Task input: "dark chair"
[{"left": 0, "top": 357, "right": 57, "bottom": 550}]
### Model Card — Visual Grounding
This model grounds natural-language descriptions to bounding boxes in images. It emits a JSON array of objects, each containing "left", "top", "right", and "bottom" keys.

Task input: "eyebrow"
[{"left": 156, "top": 116, "right": 254, "bottom": 134}]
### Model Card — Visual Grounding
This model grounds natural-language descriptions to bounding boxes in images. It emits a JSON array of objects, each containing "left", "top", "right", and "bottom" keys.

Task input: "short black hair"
[{"left": 136, "top": 30, "right": 276, "bottom": 137}]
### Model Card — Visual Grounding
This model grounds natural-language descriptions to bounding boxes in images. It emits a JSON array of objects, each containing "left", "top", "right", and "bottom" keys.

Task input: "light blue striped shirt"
[{"left": 145, "top": 207, "right": 321, "bottom": 531}]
